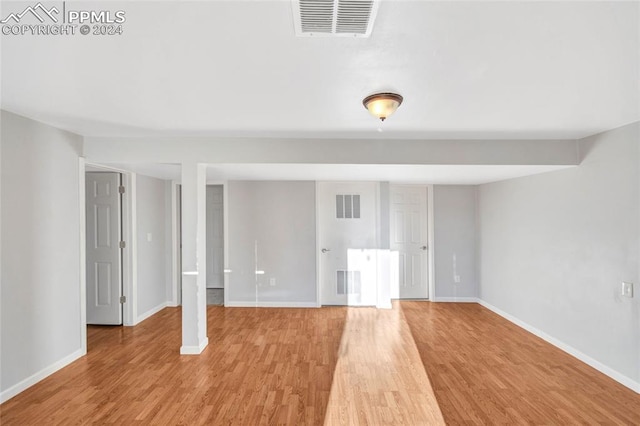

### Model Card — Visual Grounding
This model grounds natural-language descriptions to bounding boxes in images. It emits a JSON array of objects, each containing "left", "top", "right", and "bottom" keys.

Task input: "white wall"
[
  {"left": 227, "top": 181, "right": 316, "bottom": 306},
  {"left": 433, "top": 185, "right": 478, "bottom": 300},
  {"left": 136, "top": 175, "right": 170, "bottom": 321},
  {"left": 1, "top": 111, "right": 84, "bottom": 401},
  {"left": 478, "top": 122, "right": 639, "bottom": 389}
]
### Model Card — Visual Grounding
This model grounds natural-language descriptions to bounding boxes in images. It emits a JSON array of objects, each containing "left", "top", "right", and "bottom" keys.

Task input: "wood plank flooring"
[
  {"left": 1, "top": 302, "right": 639, "bottom": 424},
  {"left": 324, "top": 306, "right": 444, "bottom": 424},
  {"left": 400, "top": 301, "right": 640, "bottom": 425}
]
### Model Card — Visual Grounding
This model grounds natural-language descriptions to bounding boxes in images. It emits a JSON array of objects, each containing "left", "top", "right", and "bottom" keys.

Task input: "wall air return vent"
[{"left": 292, "top": 0, "right": 380, "bottom": 37}]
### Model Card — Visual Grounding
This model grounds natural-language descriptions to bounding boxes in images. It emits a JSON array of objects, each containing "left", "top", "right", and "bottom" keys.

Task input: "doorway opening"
[
  {"left": 171, "top": 182, "right": 182, "bottom": 306},
  {"left": 80, "top": 161, "right": 136, "bottom": 356},
  {"left": 206, "top": 185, "right": 225, "bottom": 305},
  {"left": 171, "top": 181, "right": 228, "bottom": 307}
]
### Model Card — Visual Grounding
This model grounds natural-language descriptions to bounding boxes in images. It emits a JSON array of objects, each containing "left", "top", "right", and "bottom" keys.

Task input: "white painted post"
[{"left": 180, "top": 161, "right": 208, "bottom": 354}]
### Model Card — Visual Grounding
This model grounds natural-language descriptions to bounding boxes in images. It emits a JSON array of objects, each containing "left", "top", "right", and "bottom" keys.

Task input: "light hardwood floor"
[
  {"left": 401, "top": 301, "right": 640, "bottom": 425},
  {"left": 1, "top": 302, "right": 639, "bottom": 424}
]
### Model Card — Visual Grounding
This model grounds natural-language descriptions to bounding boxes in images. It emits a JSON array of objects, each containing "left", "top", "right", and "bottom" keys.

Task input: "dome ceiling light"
[{"left": 362, "top": 92, "right": 403, "bottom": 121}]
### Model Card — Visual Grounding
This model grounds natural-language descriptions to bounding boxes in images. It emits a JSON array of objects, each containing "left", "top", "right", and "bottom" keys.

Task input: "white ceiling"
[{"left": 2, "top": 0, "right": 639, "bottom": 140}]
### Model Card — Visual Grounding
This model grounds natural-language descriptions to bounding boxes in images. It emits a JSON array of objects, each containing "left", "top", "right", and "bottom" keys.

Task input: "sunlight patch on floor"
[{"left": 323, "top": 303, "right": 445, "bottom": 425}]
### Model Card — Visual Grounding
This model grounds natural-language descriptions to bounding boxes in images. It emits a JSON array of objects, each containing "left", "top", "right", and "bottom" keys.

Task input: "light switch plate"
[{"left": 622, "top": 282, "right": 633, "bottom": 298}]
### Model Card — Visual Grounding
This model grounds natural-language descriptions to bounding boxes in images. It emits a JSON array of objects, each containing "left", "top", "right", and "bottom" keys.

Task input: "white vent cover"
[{"left": 292, "top": 0, "right": 380, "bottom": 37}]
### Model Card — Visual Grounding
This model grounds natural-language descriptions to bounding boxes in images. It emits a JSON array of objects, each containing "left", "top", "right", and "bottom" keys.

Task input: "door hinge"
[
  {"left": 119, "top": 185, "right": 125, "bottom": 194},
  {"left": 120, "top": 295, "right": 126, "bottom": 304},
  {"left": 119, "top": 241, "right": 126, "bottom": 249}
]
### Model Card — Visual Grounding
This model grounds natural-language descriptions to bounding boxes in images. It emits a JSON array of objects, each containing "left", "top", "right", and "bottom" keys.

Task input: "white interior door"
[
  {"left": 390, "top": 185, "right": 429, "bottom": 299},
  {"left": 86, "top": 172, "right": 123, "bottom": 325},
  {"left": 318, "top": 182, "right": 378, "bottom": 306},
  {"left": 206, "top": 185, "right": 224, "bottom": 289}
]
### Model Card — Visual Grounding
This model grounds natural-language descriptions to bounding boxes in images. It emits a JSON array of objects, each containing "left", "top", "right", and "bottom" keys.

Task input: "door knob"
[
  {"left": 322, "top": 248, "right": 331, "bottom": 253},
  {"left": 420, "top": 245, "right": 427, "bottom": 250}
]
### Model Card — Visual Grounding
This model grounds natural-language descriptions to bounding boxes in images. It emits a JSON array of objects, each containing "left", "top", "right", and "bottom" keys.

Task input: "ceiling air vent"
[{"left": 292, "top": 0, "right": 380, "bottom": 37}]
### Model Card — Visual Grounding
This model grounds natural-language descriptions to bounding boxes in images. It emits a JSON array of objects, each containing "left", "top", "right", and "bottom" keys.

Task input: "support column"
[{"left": 180, "top": 161, "right": 208, "bottom": 354}]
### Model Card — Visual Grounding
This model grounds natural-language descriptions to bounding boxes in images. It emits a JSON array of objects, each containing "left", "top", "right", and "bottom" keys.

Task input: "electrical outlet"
[
  {"left": 454, "top": 275, "right": 461, "bottom": 283},
  {"left": 621, "top": 282, "right": 633, "bottom": 298},
  {"left": 270, "top": 278, "right": 276, "bottom": 286}
]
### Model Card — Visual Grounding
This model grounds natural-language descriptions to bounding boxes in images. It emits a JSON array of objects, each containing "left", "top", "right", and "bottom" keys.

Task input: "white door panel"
[
  {"left": 390, "top": 185, "right": 428, "bottom": 299},
  {"left": 86, "top": 172, "right": 122, "bottom": 325},
  {"left": 319, "top": 182, "right": 378, "bottom": 306}
]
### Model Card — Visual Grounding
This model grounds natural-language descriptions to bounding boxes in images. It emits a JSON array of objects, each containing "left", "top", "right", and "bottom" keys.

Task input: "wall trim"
[
  {"left": 127, "top": 172, "right": 138, "bottom": 325},
  {"left": 180, "top": 337, "right": 209, "bottom": 355},
  {"left": 433, "top": 297, "right": 479, "bottom": 303},
  {"left": 225, "top": 301, "right": 319, "bottom": 308},
  {"left": 78, "top": 158, "right": 87, "bottom": 356},
  {"left": 222, "top": 182, "right": 230, "bottom": 307},
  {"left": 427, "top": 184, "right": 435, "bottom": 301},
  {"left": 170, "top": 180, "right": 181, "bottom": 306},
  {"left": 478, "top": 299, "right": 640, "bottom": 394},
  {"left": 315, "top": 181, "right": 321, "bottom": 307},
  {"left": 0, "top": 348, "right": 84, "bottom": 404},
  {"left": 135, "top": 302, "right": 168, "bottom": 325}
]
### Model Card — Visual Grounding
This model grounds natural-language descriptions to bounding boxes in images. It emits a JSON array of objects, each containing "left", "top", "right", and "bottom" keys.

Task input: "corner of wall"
[{"left": 477, "top": 299, "right": 640, "bottom": 394}]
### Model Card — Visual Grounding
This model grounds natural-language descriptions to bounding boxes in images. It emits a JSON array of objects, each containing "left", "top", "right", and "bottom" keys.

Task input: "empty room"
[{"left": 1, "top": 0, "right": 639, "bottom": 424}]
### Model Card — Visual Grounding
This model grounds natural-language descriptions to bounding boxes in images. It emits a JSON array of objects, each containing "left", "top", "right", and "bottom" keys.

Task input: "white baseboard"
[
  {"left": 135, "top": 302, "right": 168, "bottom": 325},
  {"left": 166, "top": 302, "right": 179, "bottom": 307},
  {"left": 0, "top": 348, "right": 84, "bottom": 403},
  {"left": 432, "top": 296, "right": 479, "bottom": 303},
  {"left": 225, "top": 301, "right": 318, "bottom": 308},
  {"left": 180, "top": 337, "right": 209, "bottom": 355},
  {"left": 477, "top": 299, "right": 640, "bottom": 394}
]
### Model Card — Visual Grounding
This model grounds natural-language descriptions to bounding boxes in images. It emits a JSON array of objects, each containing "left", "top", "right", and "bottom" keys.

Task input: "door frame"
[
  {"left": 427, "top": 184, "right": 435, "bottom": 301},
  {"left": 79, "top": 159, "right": 137, "bottom": 348},
  {"left": 170, "top": 179, "right": 229, "bottom": 307},
  {"left": 389, "top": 183, "right": 435, "bottom": 300},
  {"left": 205, "top": 183, "right": 226, "bottom": 290},
  {"left": 315, "top": 182, "right": 321, "bottom": 307},
  {"left": 170, "top": 180, "right": 181, "bottom": 306},
  {"left": 207, "top": 180, "right": 229, "bottom": 306}
]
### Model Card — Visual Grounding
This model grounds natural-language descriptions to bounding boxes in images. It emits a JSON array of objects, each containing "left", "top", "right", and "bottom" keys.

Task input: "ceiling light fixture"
[{"left": 362, "top": 92, "right": 403, "bottom": 121}]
